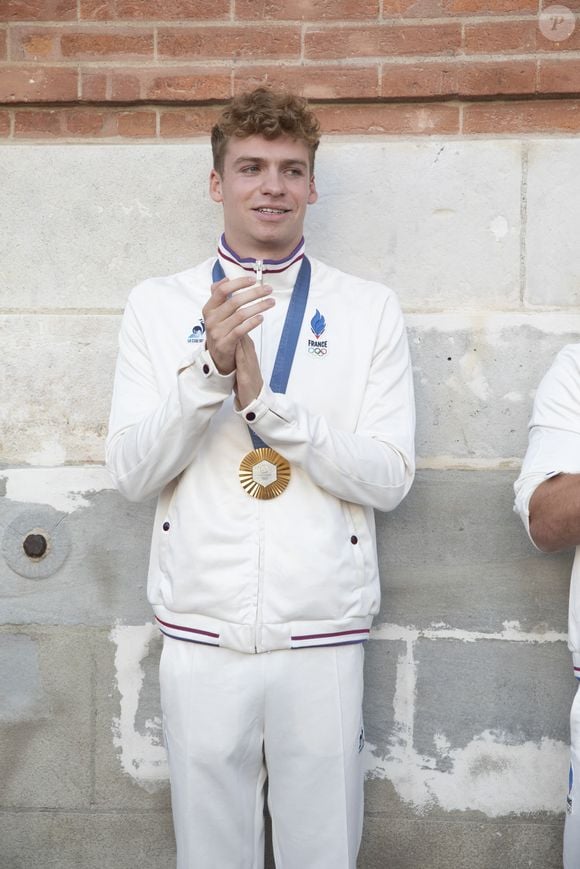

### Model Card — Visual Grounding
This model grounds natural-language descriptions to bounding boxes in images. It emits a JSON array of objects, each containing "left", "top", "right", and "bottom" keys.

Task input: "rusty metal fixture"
[
  {"left": 2, "top": 508, "right": 70, "bottom": 579},
  {"left": 22, "top": 533, "right": 48, "bottom": 560}
]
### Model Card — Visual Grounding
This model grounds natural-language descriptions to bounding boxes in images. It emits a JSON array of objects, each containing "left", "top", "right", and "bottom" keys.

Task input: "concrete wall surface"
[{"left": 1, "top": 139, "right": 578, "bottom": 869}]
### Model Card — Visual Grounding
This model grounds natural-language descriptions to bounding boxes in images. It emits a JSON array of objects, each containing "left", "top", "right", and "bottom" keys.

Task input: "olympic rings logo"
[{"left": 308, "top": 346, "right": 328, "bottom": 356}]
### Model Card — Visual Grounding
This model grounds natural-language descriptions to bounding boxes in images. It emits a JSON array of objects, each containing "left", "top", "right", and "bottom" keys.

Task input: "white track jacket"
[
  {"left": 514, "top": 343, "right": 580, "bottom": 664},
  {"left": 106, "top": 245, "right": 416, "bottom": 654}
]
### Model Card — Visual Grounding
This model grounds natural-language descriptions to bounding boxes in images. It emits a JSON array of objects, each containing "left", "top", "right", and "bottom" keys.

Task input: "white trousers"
[
  {"left": 564, "top": 682, "right": 580, "bottom": 868},
  {"left": 159, "top": 637, "right": 365, "bottom": 869}
]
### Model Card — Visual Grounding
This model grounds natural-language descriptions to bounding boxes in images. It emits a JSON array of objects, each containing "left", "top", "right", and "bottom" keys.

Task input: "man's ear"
[
  {"left": 308, "top": 176, "right": 318, "bottom": 205},
  {"left": 209, "top": 168, "right": 223, "bottom": 203}
]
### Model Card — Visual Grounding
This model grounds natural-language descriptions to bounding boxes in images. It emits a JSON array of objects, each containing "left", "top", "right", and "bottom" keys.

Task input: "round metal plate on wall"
[{"left": 1, "top": 508, "right": 71, "bottom": 580}]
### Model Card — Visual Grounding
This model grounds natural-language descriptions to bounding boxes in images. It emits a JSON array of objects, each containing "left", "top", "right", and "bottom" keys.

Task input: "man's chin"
[{"left": 250, "top": 232, "right": 297, "bottom": 254}]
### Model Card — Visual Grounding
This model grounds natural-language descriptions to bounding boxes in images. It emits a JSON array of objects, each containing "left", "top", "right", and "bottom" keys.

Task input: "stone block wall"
[{"left": 1, "top": 137, "right": 578, "bottom": 868}]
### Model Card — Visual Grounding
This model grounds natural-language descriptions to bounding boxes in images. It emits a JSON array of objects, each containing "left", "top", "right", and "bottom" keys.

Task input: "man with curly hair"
[{"left": 107, "top": 87, "right": 415, "bottom": 868}]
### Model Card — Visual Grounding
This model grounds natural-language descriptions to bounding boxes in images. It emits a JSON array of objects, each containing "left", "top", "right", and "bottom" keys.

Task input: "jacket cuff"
[
  {"left": 178, "top": 347, "right": 236, "bottom": 394},
  {"left": 236, "top": 384, "right": 285, "bottom": 426}
]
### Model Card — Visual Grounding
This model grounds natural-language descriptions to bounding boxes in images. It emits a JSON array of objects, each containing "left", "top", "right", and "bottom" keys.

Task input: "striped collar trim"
[{"left": 217, "top": 234, "right": 305, "bottom": 274}]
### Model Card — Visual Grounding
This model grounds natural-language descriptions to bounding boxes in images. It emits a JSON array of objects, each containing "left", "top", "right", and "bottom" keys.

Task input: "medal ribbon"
[{"left": 212, "top": 256, "right": 311, "bottom": 449}]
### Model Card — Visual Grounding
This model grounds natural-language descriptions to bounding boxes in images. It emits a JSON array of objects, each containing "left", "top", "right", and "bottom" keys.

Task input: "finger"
[
  {"left": 209, "top": 276, "right": 254, "bottom": 299},
  {"left": 227, "top": 314, "right": 264, "bottom": 342},
  {"left": 220, "top": 297, "right": 275, "bottom": 337},
  {"left": 213, "top": 302, "right": 269, "bottom": 347},
  {"left": 211, "top": 293, "right": 274, "bottom": 334},
  {"left": 204, "top": 282, "right": 273, "bottom": 323},
  {"left": 224, "top": 282, "right": 273, "bottom": 315}
]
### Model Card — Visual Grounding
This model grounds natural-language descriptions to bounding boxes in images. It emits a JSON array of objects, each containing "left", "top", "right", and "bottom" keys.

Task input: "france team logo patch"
[{"left": 308, "top": 309, "right": 327, "bottom": 357}]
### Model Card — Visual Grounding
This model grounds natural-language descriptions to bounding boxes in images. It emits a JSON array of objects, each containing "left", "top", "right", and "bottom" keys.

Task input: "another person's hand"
[
  {"left": 203, "top": 277, "right": 274, "bottom": 375},
  {"left": 234, "top": 335, "right": 264, "bottom": 410}
]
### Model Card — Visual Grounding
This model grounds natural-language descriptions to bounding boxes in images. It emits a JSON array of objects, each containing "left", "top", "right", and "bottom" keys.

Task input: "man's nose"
[{"left": 260, "top": 169, "right": 285, "bottom": 194}]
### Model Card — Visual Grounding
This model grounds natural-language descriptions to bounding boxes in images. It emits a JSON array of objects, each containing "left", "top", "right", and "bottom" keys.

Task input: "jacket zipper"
[{"left": 254, "top": 258, "right": 264, "bottom": 654}]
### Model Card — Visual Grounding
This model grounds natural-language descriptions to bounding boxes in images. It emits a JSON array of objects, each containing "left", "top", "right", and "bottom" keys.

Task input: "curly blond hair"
[{"left": 211, "top": 88, "right": 321, "bottom": 175}]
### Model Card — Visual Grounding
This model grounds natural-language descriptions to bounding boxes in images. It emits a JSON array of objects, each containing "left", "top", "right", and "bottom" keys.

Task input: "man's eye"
[
  {"left": 241, "top": 165, "right": 260, "bottom": 173},
  {"left": 285, "top": 168, "right": 303, "bottom": 176}
]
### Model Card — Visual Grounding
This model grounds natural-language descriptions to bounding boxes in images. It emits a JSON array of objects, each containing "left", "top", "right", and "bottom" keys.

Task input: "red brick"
[
  {"left": 381, "top": 62, "right": 458, "bottom": 98},
  {"left": 0, "top": 110, "right": 10, "bottom": 135},
  {"left": 158, "top": 26, "right": 301, "bottom": 60},
  {"left": 65, "top": 109, "right": 107, "bottom": 135},
  {"left": 382, "top": 0, "right": 537, "bottom": 15},
  {"left": 458, "top": 59, "right": 536, "bottom": 96},
  {"left": 159, "top": 106, "right": 223, "bottom": 136},
  {"left": 315, "top": 102, "right": 460, "bottom": 134},
  {"left": 124, "top": 68, "right": 231, "bottom": 101},
  {"left": 463, "top": 20, "right": 537, "bottom": 54},
  {"left": 445, "top": 0, "right": 537, "bottom": 11},
  {"left": 0, "top": 66, "right": 78, "bottom": 101},
  {"left": 110, "top": 70, "right": 141, "bottom": 100},
  {"left": 235, "top": 0, "right": 379, "bottom": 20},
  {"left": 12, "top": 106, "right": 159, "bottom": 138},
  {"left": 0, "top": 0, "right": 76, "bottom": 21},
  {"left": 0, "top": 27, "right": 6, "bottom": 60},
  {"left": 305, "top": 23, "right": 460, "bottom": 59},
  {"left": 80, "top": 0, "right": 230, "bottom": 19},
  {"left": 143, "top": 69, "right": 231, "bottom": 100},
  {"left": 234, "top": 65, "right": 379, "bottom": 99},
  {"left": 115, "top": 109, "right": 157, "bottom": 136},
  {"left": 538, "top": 59, "right": 580, "bottom": 93},
  {"left": 381, "top": 59, "right": 536, "bottom": 99},
  {"left": 79, "top": 0, "right": 114, "bottom": 18},
  {"left": 11, "top": 27, "right": 61, "bottom": 61},
  {"left": 61, "top": 29, "right": 154, "bottom": 60},
  {"left": 14, "top": 108, "right": 63, "bottom": 136},
  {"left": 463, "top": 99, "right": 580, "bottom": 133},
  {"left": 80, "top": 70, "right": 108, "bottom": 99}
]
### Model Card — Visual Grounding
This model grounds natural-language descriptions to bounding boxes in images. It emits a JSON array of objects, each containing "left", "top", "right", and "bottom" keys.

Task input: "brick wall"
[{"left": 1, "top": 0, "right": 579, "bottom": 138}]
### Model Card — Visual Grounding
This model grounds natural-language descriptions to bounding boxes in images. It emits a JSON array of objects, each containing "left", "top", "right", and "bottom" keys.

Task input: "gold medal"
[{"left": 239, "top": 447, "right": 291, "bottom": 500}]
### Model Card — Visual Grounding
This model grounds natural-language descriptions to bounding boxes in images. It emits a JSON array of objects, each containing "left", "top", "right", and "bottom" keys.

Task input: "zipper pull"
[{"left": 255, "top": 259, "right": 263, "bottom": 286}]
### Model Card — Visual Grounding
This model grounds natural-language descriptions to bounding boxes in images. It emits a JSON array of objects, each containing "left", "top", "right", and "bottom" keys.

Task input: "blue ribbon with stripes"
[{"left": 212, "top": 256, "right": 311, "bottom": 449}]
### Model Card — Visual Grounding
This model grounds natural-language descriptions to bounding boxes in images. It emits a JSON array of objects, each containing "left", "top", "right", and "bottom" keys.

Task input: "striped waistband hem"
[
  {"left": 155, "top": 615, "right": 220, "bottom": 646},
  {"left": 290, "top": 628, "right": 370, "bottom": 649}
]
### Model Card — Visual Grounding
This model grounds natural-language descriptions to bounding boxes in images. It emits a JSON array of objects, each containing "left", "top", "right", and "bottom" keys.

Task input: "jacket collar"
[{"left": 216, "top": 235, "right": 305, "bottom": 294}]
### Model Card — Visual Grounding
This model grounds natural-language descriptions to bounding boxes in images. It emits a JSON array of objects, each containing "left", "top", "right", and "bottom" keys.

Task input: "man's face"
[{"left": 209, "top": 134, "right": 318, "bottom": 259}]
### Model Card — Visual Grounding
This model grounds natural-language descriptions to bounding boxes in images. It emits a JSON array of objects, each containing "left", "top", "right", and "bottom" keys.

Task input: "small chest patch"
[
  {"left": 308, "top": 309, "right": 327, "bottom": 357},
  {"left": 187, "top": 319, "right": 205, "bottom": 343}
]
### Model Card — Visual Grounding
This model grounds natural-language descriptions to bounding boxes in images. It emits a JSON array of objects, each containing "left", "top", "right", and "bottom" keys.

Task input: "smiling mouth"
[{"left": 254, "top": 207, "right": 290, "bottom": 214}]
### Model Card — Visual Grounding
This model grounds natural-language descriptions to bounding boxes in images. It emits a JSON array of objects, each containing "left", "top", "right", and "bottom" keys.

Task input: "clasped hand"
[{"left": 202, "top": 276, "right": 274, "bottom": 409}]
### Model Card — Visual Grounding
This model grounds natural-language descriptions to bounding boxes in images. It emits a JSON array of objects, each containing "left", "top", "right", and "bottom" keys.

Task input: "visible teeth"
[{"left": 258, "top": 208, "right": 286, "bottom": 214}]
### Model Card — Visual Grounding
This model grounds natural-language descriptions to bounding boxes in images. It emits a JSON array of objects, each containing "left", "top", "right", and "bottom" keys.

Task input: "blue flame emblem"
[{"left": 310, "top": 309, "right": 326, "bottom": 339}]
